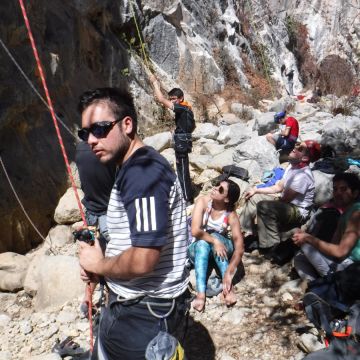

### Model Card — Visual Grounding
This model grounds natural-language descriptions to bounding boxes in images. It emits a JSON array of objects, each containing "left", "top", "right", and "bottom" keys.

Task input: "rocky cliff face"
[{"left": 0, "top": 0, "right": 359, "bottom": 253}]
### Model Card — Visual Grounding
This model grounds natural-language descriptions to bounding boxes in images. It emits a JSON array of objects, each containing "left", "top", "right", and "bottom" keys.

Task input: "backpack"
[
  {"left": 221, "top": 165, "right": 249, "bottom": 181},
  {"left": 303, "top": 263, "right": 360, "bottom": 339},
  {"left": 303, "top": 303, "right": 360, "bottom": 359},
  {"left": 175, "top": 103, "right": 196, "bottom": 134}
]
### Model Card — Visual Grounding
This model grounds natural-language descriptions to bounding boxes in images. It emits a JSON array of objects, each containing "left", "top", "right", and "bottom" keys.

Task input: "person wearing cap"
[
  {"left": 265, "top": 111, "right": 299, "bottom": 152},
  {"left": 240, "top": 141, "right": 320, "bottom": 261}
]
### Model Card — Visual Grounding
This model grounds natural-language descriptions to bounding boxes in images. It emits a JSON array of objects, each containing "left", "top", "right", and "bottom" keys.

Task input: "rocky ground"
[{"left": 0, "top": 240, "right": 326, "bottom": 360}]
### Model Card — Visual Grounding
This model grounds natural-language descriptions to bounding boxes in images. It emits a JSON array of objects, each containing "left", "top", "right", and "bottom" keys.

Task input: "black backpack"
[
  {"left": 303, "top": 263, "right": 360, "bottom": 338},
  {"left": 303, "top": 303, "right": 360, "bottom": 360},
  {"left": 175, "top": 104, "right": 196, "bottom": 134}
]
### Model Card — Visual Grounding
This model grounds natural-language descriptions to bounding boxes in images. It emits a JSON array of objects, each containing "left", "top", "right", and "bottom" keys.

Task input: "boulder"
[
  {"left": 218, "top": 123, "right": 252, "bottom": 146},
  {"left": 313, "top": 170, "right": 334, "bottom": 206},
  {"left": 45, "top": 225, "right": 74, "bottom": 249},
  {"left": 160, "top": 148, "right": 176, "bottom": 168},
  {"left": 233, "top": 137, "right": 280, "bottom": 173},
  {"left": 143, "top": 131, "right": 172, "bottom": 152},
  {"left": 33, "top": 255, "right": 85, "bottom": 310},
  {"left": 193, "top": 169, "right": 221, "bottom": 185},
  {"left": 0, "top": 252, "right": 30, "bottom": 292},
  {"left": 252, "top": 112, "right": 277, "bottom": 136},
  {"left": 192, "top": 122, "right": 219, "bottom": 140},
  {"left": 54, "top": 188, "right": 84, "bottom": 225},
  {"left": 217, "top": 113, "right": 242, "bottom": 125},
  {"left": 267, "top": 97, "right": 296, "bottom": 113},
  {"left": 199, "top": 142, "right": 226, "bottom": 157},
  {"left": 207, "top": 149, "right": 235, "bottom": 172},
  {"left": 189, "top": 154, "right": 213, "bottom": 171}
]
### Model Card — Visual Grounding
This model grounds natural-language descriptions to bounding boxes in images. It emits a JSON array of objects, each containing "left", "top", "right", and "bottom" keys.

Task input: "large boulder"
[
  {"left": 217, "top": 123, "right": 253, "bottom": 147},
  {"left": 143, "top": 131, "right": 172, "bottom": 152},
  {"left": 0, "top": 252, "right": 30, "bottom": 292},
  {"left": 313, "top": 170, "right": 334, "bottom": 206},
  {"left": 192, "top": 123, "right": 219, "bottom": 140},
  {"left": 32, "top": 255, "right": 85, "bottom": 310},
  {"left": 54, "top": 188, "right": 84, "bottom": 225},
  {"left": 321, "top": 115, "right": 360, "bottom": 154},
  {"left": 252, "top": 113, "right": 277, "bottom": 136},
  {"left": 233, "top": 137, "right": 280, "bottom": 173}
]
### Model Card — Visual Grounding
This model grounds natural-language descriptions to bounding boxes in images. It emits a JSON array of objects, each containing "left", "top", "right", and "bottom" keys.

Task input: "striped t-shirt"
[{"left": 105, "top": 146, "right": 189, "bottom": 299}]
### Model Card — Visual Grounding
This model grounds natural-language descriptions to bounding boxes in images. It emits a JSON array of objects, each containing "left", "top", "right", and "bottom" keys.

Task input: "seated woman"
[
  {"left": 188, "top": 177, "right": 244, "bottom": 312},
  {"left": 293, "top": 173, "right": 360, "bottom": 281}
]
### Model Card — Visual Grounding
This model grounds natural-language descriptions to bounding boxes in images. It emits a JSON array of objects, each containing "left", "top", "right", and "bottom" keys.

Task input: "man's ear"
[
  {"left": 122, "top": 116, "right": 134, "bottom": 135},
  {"left": 301, "top": 155, "right": 310, "bottom": 163}
]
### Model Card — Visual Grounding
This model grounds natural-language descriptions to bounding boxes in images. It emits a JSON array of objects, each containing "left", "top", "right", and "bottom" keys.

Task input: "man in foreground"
[
  {"left": 77, "top": 87, "right": 189, "bottom": 359},
  {"left": 241, "top": 141, "right": 319, "bottom": 259}
]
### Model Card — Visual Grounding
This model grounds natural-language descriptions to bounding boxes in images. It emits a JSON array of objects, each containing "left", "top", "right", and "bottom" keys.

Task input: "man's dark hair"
[
  {"left": 168, "top": 88, "right": 184, "bottom": 99},
  {"left": 226, "top": 179, "right": 241, "bottom": 211},
  {"left": 78, "top": 87, "right": 138, "bottom": 131},
  {"left": 333, "top": 173, "right": 360, "bottom": 193}
]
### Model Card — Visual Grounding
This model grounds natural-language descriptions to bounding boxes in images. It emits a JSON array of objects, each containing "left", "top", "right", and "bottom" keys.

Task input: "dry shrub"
[
  {"left": 285, "top": 17, "right": 317, "bottom": 88},
  {"left": 317, "top": 55, "right": 355, "bottom": 97}
]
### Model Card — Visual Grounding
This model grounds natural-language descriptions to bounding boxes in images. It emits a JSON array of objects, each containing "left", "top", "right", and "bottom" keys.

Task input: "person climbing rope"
[{"left": 149, "top": 73, "right": 195, "bottom": 205}]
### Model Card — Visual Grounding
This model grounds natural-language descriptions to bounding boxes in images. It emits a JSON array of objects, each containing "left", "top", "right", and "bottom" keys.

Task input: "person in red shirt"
[{"left": 266, "top": 111, "right": 299, "bottom": 152}]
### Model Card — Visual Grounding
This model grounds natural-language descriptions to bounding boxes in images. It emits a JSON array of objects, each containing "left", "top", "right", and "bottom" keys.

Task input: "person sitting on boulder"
[
  {"left": 265, "top": 111, "right": 299, "bottom": 153},
  {"left": 293, "top": 172, "right": 360, "bottom": 280},
  {"left": 188, "top": 176, "right": 244, "bottom": 312},
  {"left": 240, "top": 140, "right": 321, "bottom": 262}
]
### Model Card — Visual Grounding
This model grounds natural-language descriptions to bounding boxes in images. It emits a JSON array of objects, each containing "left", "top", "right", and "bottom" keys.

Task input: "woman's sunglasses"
[
  {"left": 78, "top": 119, "right": 121, "bottom": 142},
  {"left": 211, "top": 181, "right": 225, "bottom": 194}
]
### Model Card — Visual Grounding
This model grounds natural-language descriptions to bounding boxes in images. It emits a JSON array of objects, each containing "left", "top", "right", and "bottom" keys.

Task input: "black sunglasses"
[{"left": 78, "top": 119, "right": 121, "bottom": 142}]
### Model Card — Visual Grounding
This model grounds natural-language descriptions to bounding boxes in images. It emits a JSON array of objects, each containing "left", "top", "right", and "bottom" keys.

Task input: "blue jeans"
[{"left": 188, "top": 233, "right": 234, "bottom": 293}]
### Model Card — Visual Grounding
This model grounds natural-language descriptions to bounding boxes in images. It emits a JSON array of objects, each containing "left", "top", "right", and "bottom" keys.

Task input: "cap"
[{"left": 274, "top": 111, "right": 286, "bottom": 123}]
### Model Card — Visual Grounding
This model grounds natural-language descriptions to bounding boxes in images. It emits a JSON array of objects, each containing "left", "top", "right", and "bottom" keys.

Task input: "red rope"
[{"left": 18, "top": 0, "right": 93, "bottom": 351}]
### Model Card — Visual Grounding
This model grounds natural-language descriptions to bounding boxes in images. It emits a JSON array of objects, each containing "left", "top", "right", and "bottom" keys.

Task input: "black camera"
[{"left": 73, "top": 228, "right": 95, "bottom": 245}]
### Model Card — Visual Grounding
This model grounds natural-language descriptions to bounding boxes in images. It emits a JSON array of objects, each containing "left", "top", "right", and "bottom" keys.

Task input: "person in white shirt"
[{"left": 241, "top": 141, "right": 320, "bottom": 256}]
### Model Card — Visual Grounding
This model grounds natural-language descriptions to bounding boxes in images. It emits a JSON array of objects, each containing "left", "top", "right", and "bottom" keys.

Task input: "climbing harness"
[{"left": 17, "top": 0, "right": 93, "bottom": 350}]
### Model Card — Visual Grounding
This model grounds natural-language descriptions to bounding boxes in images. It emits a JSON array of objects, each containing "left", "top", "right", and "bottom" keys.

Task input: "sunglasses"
[
  {"left": 78, "top": 119, "right": 121, "bottom": 142},
  {"left": 211, "top": 181, "right": 225, "bottom": 194},
  {"left": 294, "top": 143, "right": 306, "bottom": 152}
]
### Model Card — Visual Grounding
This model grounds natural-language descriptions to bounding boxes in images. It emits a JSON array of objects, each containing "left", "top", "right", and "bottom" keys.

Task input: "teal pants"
[{"left": 188, "top": 233, "right": 234, "bottom": 293}]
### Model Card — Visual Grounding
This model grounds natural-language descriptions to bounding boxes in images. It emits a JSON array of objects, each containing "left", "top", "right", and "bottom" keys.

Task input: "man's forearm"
[{"left": 94, "top": 247, "right": 160, "bottom": 280}]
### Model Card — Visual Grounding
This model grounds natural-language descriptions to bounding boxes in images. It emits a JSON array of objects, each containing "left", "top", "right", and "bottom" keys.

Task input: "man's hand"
[
  {"left": 78, "top": 238, "right": 104, "bottom": 274},
  {"left": 213, "top": 238, "right": 228, "bottom": 260},
  {"left": 80, "top": 267, "right": 100, "bottom": 283},
  {"left": 244, "top": 187, "right": 257, "bottom": 200},
  {"left": 292, "top": 229, "right": 311, "bottom": 246}
]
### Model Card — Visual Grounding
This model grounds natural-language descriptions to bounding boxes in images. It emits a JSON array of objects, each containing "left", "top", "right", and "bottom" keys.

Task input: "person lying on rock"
[
  {"left": 188, "top": 176, "right": 244, "bottom": 312},
  {"left": 265, "top": 111, "right": 299, "bottom": 153},
  {"left": 240, "top": 141, "right": 321, "bottom": 262},
  {"left": 77, "top": 87, "right": 189, "bottom": 360},
  {"left": 293, "top": 172, "right": 360, "bottom": 280}
]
